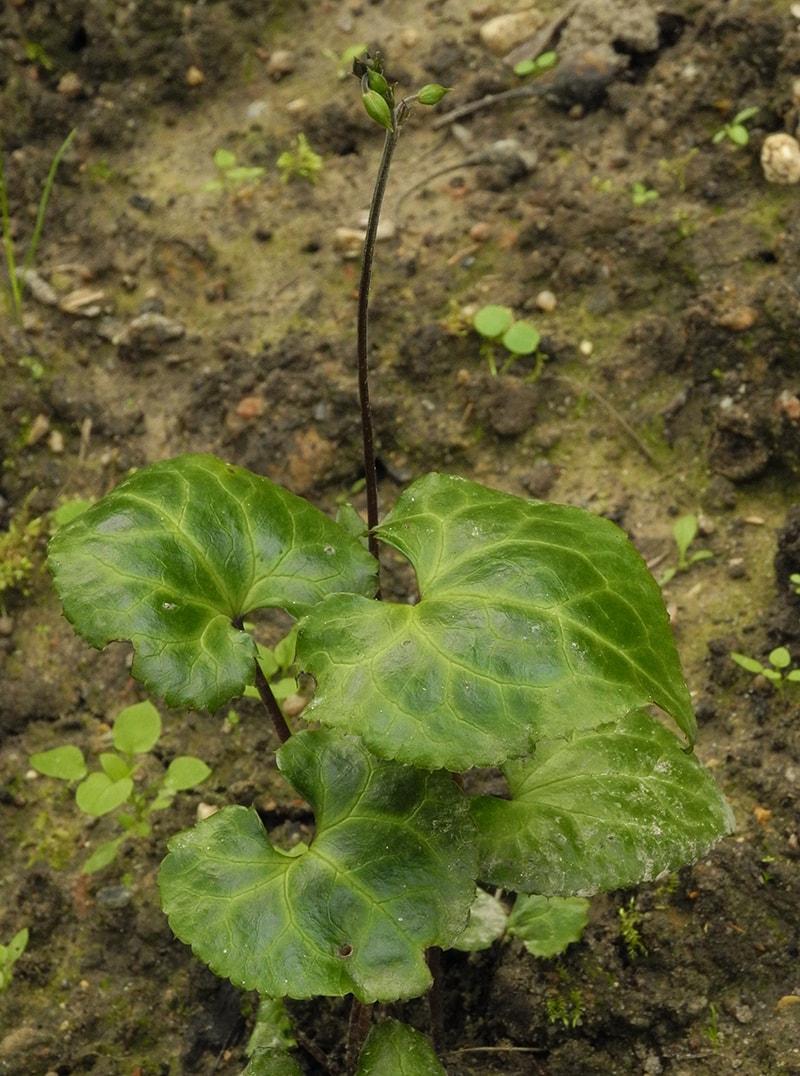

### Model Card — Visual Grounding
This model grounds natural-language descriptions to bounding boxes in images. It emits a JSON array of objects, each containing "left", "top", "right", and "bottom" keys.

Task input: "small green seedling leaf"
[
  {"left": 163, "top": 755, "right": 212, "bottom": 791},
  {"left": 673, "top": 514, "right": 698, "bottom": 560},
  {"left": 0, "top": 928, "right": 29, "bottom": 991},
  {"left": 29, "top": 744, "right": 87, "bottom": 782},
  {"left": 99, "top": 753, "right": 134, "bottom": 782},
  {"left": 113, "top": 700, "right": 161, "bottom": 755},
  {"left": 513, "top": 51, "right": 558, "bottom": 77},
  {"left": 299, "top": 473, "right": 699, "bottom": 771},
  {"left": 473, "top": 304, "right": 513, "bottom": 339},
  {"left": 506, "top": 894, "right": 589, "bottom": 958},
  {"left": 502, "top": 320, "right": 540, "bottom": 356},
  {"left": 159, "top": 729, "right": 476, "bottom": 1002},
  {"left": 48, "top": 454, "right": 377, "bottom": 712},
  {"left": 471, "top": 709, "right": 735, "bottom": 895},
  {"left": 243, "top": 996, "right": 302, "bottom": 1076},
  {"left": 83, "top": 837, "right": 125, "bottom": 874},
  {"left": 451, "top": 889, "right": 508, "bottom": 952},
  {"left": 354, "top": 1019, "right": 447, "bottom": 1076},
  {"left": 769, "top": 646, "right": 791, "bottom": 670},
  {"left": 213, "top": 148, "right": 237, "bottom": 170},
  {"left": 730, "top": 652, "right": 763, "bottom": 675},
  {"left": 75, "top": 772, "right": 134, "bottom": 817}
]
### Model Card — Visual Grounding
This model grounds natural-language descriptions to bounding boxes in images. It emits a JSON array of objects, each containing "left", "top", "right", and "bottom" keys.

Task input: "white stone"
[
  {"left": 761, "top": 133, "right": 800, "bottom": 185},
  {"left": 479, "top": 9, "right": 544, "bottom": 56}
]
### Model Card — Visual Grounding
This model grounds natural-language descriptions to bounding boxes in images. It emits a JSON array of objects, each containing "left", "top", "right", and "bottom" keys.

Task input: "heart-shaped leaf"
[
  {"left": 298, "top": 473, "right": 696, "bottom": 770},
  {"left": 48, "top": 454, "right": 377, "bottom": 711},
  {"left": 159, "top": 729, "right": 476, "bottom": 1002},
  {"left": 75, "top": 772, "right": 134, "bottom": 816},
  {"left": 471, "top": 710, "right": 735, "bottom": 896}
]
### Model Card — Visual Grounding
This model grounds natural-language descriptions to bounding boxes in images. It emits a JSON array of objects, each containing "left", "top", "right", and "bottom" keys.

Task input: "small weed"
[
  {"left": 472, "top": 304, "right": 544, "bottom": 379},
  {"left": 618, "top": 897, "right": 647, "bottom": 959},
  {"left": 631, "top": 181, "right": 659, "bottom": 207},
  {"left": 702, "top": 1002, "right": 721, "bottom": 1048},
  {"left": 712, "top": 106, "right": 759, "bottom": 148},
  {"left": 790, "top": 572, "right": 800, "bottom": 595},
  {"left": 513, "top": 50, "right": 557, "bottom": 79},
  {"left": 277, "top": 133, "right": 323, "bottom": 185},
  {"left": 658, "top": 514, "right": 713, "bottom": 585},
  {"left": 659, "top": 148, "right": 699, "bottom": 192},
  {"left": 0, "top": 928, "right": 28, "bottom": 991},
  {"left": 23, "top": 41, "right": 53, "bottom": 70},
  {"left": 29, "top": 700, "right": 211, "bottom": 873},
  {"left": 0, "top": 495, "right": 46, "bottom": 608},
  {"left": 203, "top": 147, "right": 265, "bottom": 193},
  {"left": 730, "top": 646, "right": 800, "bottom": 693},
  {"left": 546, "top": 984, "right": 584, "bottom": 1028},
  {"left": 0, "top": 126, "right": 76, "bottom": 324}
]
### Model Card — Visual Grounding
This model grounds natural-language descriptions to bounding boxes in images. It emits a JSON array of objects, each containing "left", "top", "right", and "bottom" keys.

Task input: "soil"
[{"left": 1, "top": 0, "right": 800, "bottom": 1073}]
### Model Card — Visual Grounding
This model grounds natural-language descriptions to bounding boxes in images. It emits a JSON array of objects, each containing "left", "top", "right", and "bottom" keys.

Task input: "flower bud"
[
  {"left": 362, "top": 89, "right": 394, "bottom": 130},
  {"left": 417, "top": 83, "right": 451, "bottom": 106}
]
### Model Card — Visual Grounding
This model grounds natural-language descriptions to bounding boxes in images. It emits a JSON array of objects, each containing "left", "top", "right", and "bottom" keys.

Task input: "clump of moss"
[{"left": 0, "top": 496, "right": 45, "bottom": 607}]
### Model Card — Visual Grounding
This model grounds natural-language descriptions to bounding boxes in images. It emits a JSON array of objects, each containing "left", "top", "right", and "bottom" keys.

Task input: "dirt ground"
[{"left": 1, "top": 0, "right": 800, "bottom": 1073}]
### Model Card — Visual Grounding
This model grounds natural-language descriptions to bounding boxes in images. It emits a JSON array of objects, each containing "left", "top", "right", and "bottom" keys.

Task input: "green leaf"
[
  {"left": 731, "top": 652, "right": 764, "bottom": 675},
  {"left": 48, "top": 454, "right": 377, "bottom": 712},
  {"left": 672, "top": 514, "right": 698, "bottom": 559},
  {"left": 75, "top": 772, "right": 134, "bottom": 817},
  {"left": 273, "top": 625, "right": 299, "bottom": 671},
  {"left": 729, "top": 125, "right": 749, "bottom": 146},
  {"left": 163, "top": 755, "right": 212, "bottom": 791},
  {"left": 471, "top": 710, "right": 735, "bottom": 895},
  {"left": 7, "top": 929, "right": 28, "bottom": 963},
  {"left": 83, "top": 837, "right": 125, "bottom": 874},
  {"left": 506, "top": 894, "right": 589, "bottom": 958},
  {"left": 354, "top": 1020, "right": 447, "bottom": 1076},
  {"left": 159, "top": 730, "right": 476, "bottom": 1002},
  {"left": 473, "top": 305, "right": 513, "bottom": 340},
  {"left": 29, "top": 745, "right": 87, "bottom": 782},
  {"left": 451, "top": 889, "right": 508, "bottom": 951},
  {"left": 502, "top": 321, "right": 540, "bottom": 356},
  {"left": 99, "top": 753, "right": 133, "bottom": 782},
  {"left": 213, "top": 148, "right": 237, "bottom": 170},
  {"left": 769, "top": 647, "right": 791, "bottom": 670},
  {"left": 113, "top": 700, "right": 162, "bottom": 754},
  {"left": 244, "top": 996, "right": 301, "bottom": 1076},
  {"left": 298, "top": 473, "right": 697, "bottom": 770}
]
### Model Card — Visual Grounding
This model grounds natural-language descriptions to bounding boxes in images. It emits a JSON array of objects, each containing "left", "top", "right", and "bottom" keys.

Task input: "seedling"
[
  {"left": 702, "top": 1002, "right": 721, "bottom": 1048},
  {"left": 712, "top": 106, "right": 759, "bottom": 148},
  {"left": 29, "top": 700, "right": 211, "bottom": 873},
  {"left": 46, "top": 52, "right": 733, "bottom": 1073},
  {"left": 631, "top": 181, "right": 659, "bottom": 207},
  {"left": 658, "top": 514, "right": 714, "bottom": 585},
  {"left": 790, "top": 572, "right": 800, "bottom": 595},
  {"left": 513, "top": 50, "right": 557, "bottom": 79},
  {"left": 0, "top": 493, "right": 46, "bottom": 609},
  {"left": 472, "top": 304, "right": 543, "bottom": 378},
  {"left": 276, "top": 133, "right": 324, "bottom": 185},
  {"left": 618, "top": 896, "right": 647, "bottom": 958},
  {"left": 0, "top": 928, "right": 28, "bottom": 991},
  {"left": 0, "top": 126, "right": 76, "bottom": 324},
  {"left": 452, "top": 889, "right": 589, "bottom": 957},
  {"left": 730, "top": 646, "right": 800, "bottom": 693},
  {"left": 203, "top": 148, "right": 265, "bottom": 193}
]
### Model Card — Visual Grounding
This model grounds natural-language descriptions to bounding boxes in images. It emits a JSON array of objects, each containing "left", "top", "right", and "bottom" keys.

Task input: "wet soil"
[{"left": 1, "top": 0, "right": 800, "bottom": 1073}]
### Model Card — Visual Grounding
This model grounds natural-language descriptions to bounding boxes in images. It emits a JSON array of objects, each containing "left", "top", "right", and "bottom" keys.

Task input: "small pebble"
[
  {"left": 267, "top": 50, "right": 295, "bottom": 80},
  {"left": 469, "top": 221, "right": 491, "bottom": 242},
  {"left": 400, "top": 28, "right": 419, "bottom": 48},
  {"left": 0, "top": 616, "right": 14, "bottom": 637},
  {"left": 185, "top": 65, "right": 205, "bottom": 87},
  {"left": 535, "top": 289, "right": 557, "bottom": 313},
  {"left": 761, "top": 133, "right": 800, "bottom": 184},
  {"left": 579, "top": 339, "right": 593, "bottom": 356},
  {"left": 57, "top": 72, "right": 83, "bottom": 99},
  {"left": 96, "top": 885, "right": 133, "bottom": 909},
  {"left": 286, "top": 97, "right": 308, "bottom": 119},
  {"left": 196, "top": 802, "right": 219, "bottom": 821},
  {"left": 479, "top": 10, "right": 545, "bottom": 56},
  {"left": 727, "top": 557, "right": 746, "bottom": 579}
]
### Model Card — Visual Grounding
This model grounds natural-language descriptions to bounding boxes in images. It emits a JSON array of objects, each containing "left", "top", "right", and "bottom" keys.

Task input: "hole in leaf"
[{"left": 337, "top": 942, "right": 354, "bottom": 959}]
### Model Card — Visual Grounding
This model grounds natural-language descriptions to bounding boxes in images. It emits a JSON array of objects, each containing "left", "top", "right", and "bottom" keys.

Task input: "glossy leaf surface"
[
  {"left": 471, "top": 710, "right": 735, "bottom": 895},
  {"left": 299, "top": 473, "right": 696, "bottom": 770},
  {"left": 48, "top": 454, "right": 377, "bottom": 711},
  {"left": 159, "top": 730, "right": 476, "bottom": 1002}
]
